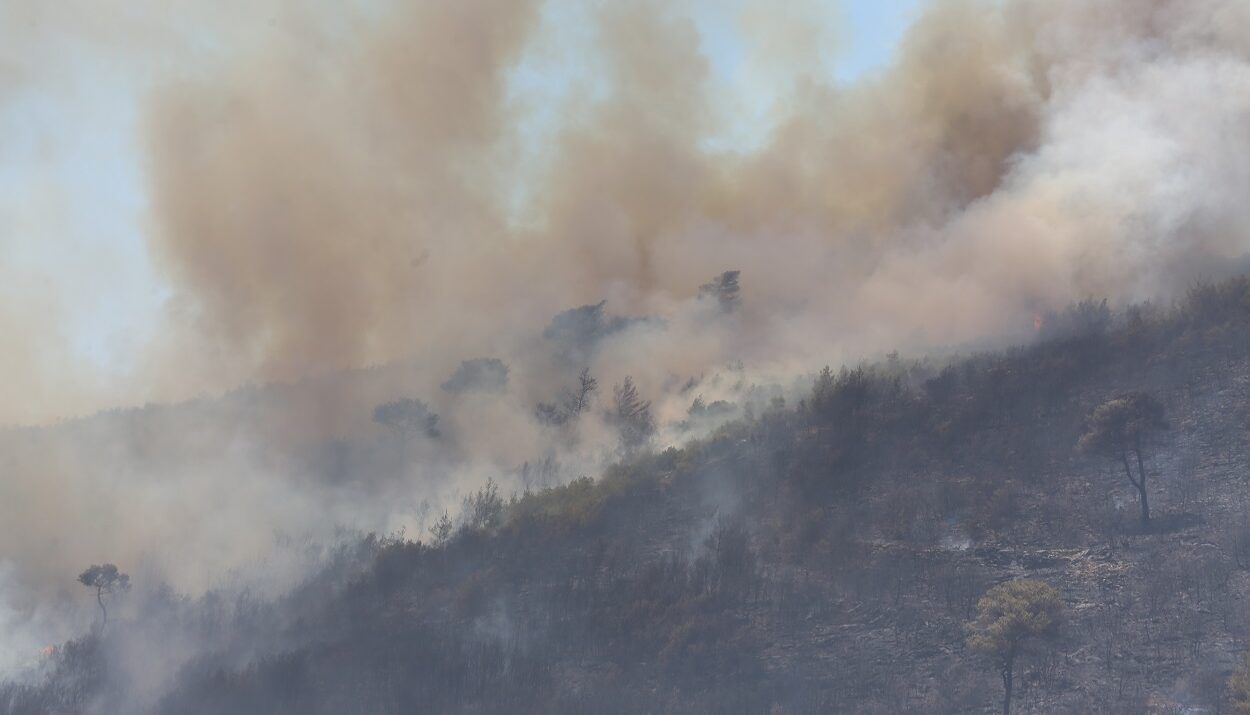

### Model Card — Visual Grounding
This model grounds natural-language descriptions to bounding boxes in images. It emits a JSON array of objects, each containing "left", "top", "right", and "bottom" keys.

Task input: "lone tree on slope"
[
  {"left": 77, "top": 564, "right": 130, "bottom": 630},
  {"left": 1078, "top": 391, "right": 1168, "bottom": 528},
  {"left": 968, "top": 579, "right": 1062, "bottom": 715}
]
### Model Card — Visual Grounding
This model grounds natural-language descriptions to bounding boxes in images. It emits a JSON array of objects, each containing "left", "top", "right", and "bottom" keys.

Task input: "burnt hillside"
[{"left": 12, "top": 278, "right": 1250, "bottom": 714}]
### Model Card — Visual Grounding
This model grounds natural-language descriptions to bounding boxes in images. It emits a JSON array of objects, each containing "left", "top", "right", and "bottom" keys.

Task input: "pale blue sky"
[
  {"left": 1, "top": 0, "right": 923, "bottom": 382},
  {"left": 835, "top": 0, "right": 924, "bottom": 80}
]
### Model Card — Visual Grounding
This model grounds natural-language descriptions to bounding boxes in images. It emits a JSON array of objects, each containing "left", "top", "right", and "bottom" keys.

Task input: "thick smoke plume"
[
  {"left": 4, "top": 0, "right": 1250, "bottom": 684},
  {"left": 139, "top": 0, "right": 1250, "bottom": 395}
]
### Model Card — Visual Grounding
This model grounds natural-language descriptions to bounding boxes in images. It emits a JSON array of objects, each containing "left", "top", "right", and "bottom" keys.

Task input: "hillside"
[{"left": 11, "top": 278, "right": 1250, "bottom": 713}]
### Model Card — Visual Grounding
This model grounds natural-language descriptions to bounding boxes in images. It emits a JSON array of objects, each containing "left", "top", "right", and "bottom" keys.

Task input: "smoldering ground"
[{"left": 4, "top": 0, "right": 1250, "bottom": 696}]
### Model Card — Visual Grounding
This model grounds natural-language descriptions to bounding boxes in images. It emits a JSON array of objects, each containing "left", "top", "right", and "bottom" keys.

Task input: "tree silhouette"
[
  {"left": 373, "top": 398, "right": 440, "bottom": 471},
  {"left": 441, "top": 358, "right": 509, "bottom": 394},
  {"left": 698, "top": 270, "right": 741, "bottom": 313},
  {"left": 77, "top": 564, "right": 130, "bottom": 629},
  {"left": 564, "top": 367, "right": 598, "bottom": 417},
  {"left": 608, "top": 376, "right": 654, "bottom": 453},
  {"left": 536, "top": 368, "right": 598, "bottom": 427}
]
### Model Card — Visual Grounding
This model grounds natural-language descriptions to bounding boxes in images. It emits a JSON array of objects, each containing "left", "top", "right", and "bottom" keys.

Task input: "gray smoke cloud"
[{"left": 3, "top": 0, "right": 1250, "bottom": 685}]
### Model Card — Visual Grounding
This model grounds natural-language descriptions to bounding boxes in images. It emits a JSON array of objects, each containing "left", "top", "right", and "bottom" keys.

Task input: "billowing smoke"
[
  {"left": 128, "top": 0, "right": 1250, "bottom": 400},
  {"left": 4, "top": 0, "right": 1250, "bottom": 686}
]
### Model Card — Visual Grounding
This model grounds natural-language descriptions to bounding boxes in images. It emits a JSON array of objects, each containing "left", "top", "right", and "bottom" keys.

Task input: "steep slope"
[{"left": 12, "top": 279, "right": 1250, "bottom": 713}]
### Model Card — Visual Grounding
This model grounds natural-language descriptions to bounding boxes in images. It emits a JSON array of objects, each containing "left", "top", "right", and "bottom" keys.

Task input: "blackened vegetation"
[
  {"left": 535, "top": 368, "right": 598, "bottom": 427},
  {"left": 441, "top": 358, "right": 509, "bottom": 395},
  {"left": 372, "top": 398, "right": 440, "bottom": 441},
  {"left": 542, "top": 301, "right": 654, "bottom": 366},
  {"left": 372, "top": 398, "right": 440, "bottom": 473},
  {"left": 676, "top": 395, "right": 738, "bottom": 434},
  {"left": 607, "top": 376, "right": 655, "bottom": 455},
  {"left": 19, "top": 277, "right": 1250, "bottom": 712},
  {"left": 698, "top": 270, "right": 741, "bottom": 314}
]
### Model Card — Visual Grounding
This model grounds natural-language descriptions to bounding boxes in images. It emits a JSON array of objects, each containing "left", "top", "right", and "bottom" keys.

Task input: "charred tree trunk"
[
  {"left": 1135, "top": 477, "right": 1150, "bottom": 526},
  {"left": 1120, "top": 448, "right": 1150, "bottom": 528},
  {"left": 97, "top": 586, "right": 107, "bottom": 629},
  {"left": 1134, "top": 441, "right": 1151, "bottom": 526},
  {"left": 1000, "top": 654, "right": 1015, "bottom": 715}
]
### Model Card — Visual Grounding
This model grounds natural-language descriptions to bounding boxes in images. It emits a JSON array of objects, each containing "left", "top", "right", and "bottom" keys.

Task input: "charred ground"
[{"left": 13, "top": 278, "right": 1250, "bottom": 713}]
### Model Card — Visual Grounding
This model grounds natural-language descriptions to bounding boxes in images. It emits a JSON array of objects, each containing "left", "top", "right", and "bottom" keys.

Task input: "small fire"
[
  {"left": 41, "top": 645, "right": 57, "bottom": 656},
  {"left": 1033, "top": 314, "right": 1044, "bottom": 332}
]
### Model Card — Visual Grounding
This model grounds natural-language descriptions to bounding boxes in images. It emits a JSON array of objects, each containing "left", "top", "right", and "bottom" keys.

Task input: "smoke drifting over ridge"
[
  {"left": 135, "top": 0, "right": 1250, "bottom": 400},
  {"left": 0, "top": 0, "right": 1247, "bottom": 423},
  {"left": 4, "top": 0, "right": 1250, "bottom": 683}
]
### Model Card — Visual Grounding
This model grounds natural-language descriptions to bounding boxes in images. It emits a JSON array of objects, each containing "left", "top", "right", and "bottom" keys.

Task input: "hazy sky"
[{"left": 0, "top": 1, "right": 919, "bottom": 372}]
